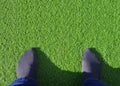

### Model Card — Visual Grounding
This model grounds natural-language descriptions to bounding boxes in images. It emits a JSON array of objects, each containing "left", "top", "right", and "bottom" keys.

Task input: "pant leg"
[
  {"left": 9, "top": 77, "right": 38, "bottom": 86},
  {"left": 82, "top": 78, "right": 105, "bottom": 86}
]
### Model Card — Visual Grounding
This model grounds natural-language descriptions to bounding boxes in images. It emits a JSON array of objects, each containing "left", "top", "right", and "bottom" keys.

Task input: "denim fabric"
[
  {"left": 9, "top": 77, "right": 38, "bottom": 86},
  {"left": 82, "top": 78, "right": 105, "bottom": 86}
]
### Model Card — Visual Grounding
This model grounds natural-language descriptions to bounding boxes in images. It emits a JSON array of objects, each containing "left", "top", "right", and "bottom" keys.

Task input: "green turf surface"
[{"left": 0, "top": 0, "right": 120, "bottom": 86}]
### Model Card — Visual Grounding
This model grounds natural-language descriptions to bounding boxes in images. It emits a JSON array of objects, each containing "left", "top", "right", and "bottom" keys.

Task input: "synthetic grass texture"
[{"left": 0, "top": 0, "right": 120, "bottom": 86}]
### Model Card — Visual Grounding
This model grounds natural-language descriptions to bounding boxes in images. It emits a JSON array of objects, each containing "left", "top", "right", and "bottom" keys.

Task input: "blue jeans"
[
  {"left": 9, "top": 77, "right": 38, "bottom": 86},
  {"left": 9, "top": 78, "right": 105, "bottom": 86},
  {"left": 82, "top": 78, "right": 105, "bottom": 86}
]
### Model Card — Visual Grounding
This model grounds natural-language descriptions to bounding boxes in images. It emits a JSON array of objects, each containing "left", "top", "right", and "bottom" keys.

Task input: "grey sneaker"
[
  {"left": 82, "top": 48, "right": 101, "bottom": 81},
  {"left": 17, "top": 48, "right": 37, "bottom": 79}
]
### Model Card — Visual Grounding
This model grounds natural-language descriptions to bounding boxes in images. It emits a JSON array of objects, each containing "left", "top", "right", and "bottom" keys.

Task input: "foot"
[
  {"left": 17, "top": 48, "right": 37, "bottom": 79},
  {"left": 82, "top": 48, "right": 101, "bottom": 81}
]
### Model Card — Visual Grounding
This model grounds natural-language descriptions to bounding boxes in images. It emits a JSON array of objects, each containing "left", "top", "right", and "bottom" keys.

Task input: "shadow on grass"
[
  {"left": 90, "top": 48, "right": 120, "bottom": 86},
  {"left": 35, "top": 48, "right": 120, "bottom": 86},
  {"left": 35, "top": 48, "right": 81, "bottom": 86}
]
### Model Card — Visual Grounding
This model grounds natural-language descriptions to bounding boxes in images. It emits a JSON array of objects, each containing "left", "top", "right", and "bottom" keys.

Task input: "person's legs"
[
  {"left": 82, "top": 78, "right": 105, "bottom": 86},
  {"left": 9, "top": 77, "right": 38, "bottom": 86},
  {"left": 9, "top": 48, "right": 38, "bottom": 86},
  {"left": 82, "top": 48, "right": 105, "bottom": 86}
]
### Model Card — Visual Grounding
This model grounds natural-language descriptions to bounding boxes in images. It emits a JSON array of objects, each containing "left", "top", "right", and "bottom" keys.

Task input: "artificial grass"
[{"left": 0, "top": 0, "right": 120, "bottom": 86}]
